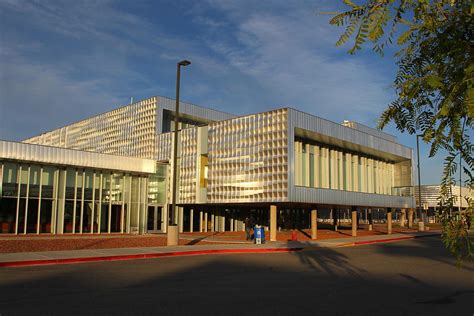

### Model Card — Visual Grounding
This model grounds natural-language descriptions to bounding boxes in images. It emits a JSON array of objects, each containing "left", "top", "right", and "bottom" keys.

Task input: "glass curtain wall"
[
  {"left": 294, "top": 139, "right": 394, "bottom": 195},
  {"left": 0, "top": 160, "right": 148, "bottom": 234}
]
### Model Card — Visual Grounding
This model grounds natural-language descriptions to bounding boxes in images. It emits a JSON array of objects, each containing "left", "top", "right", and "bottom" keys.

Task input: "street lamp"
[
  {"left": 416, "top": 134, "right": 425, "bottom": 223},
  {"left": 167, "top": 59, "right": 191, "bottom": 246}
]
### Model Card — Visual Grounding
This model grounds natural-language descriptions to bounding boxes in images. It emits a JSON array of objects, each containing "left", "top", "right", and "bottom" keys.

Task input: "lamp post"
[
  {"left": 416, "top": 134, "right": 425, "bottom": 223},
  {"left": 167, "top": 59, "right": 191, "bottom": 246}
]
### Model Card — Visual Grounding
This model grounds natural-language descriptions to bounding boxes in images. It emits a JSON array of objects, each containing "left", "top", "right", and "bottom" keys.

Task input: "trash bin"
[{"left": 254, "top": 225, "right": 265, "bottom": 244}]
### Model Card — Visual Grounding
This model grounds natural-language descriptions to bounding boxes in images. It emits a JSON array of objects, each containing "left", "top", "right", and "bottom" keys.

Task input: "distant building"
[
  {"left": 1, "top": 96, "right": 415, "bottom": 235},
  {"left": 415, "top": 185, "right": 472, "bottom": 215}
]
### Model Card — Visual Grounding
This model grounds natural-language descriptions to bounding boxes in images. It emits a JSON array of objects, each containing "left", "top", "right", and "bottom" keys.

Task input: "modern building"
[
  {"left": 1, "top": 96, "right": 416, "bottom": 237},
  {"left": 415, "top": 185, "right": 472, "bottom": 216}
]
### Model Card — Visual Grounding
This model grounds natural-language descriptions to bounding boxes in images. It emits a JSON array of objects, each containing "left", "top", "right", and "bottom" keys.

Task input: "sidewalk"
[{"left": 0, "top": 231, "right": 440, "bottom": 268}]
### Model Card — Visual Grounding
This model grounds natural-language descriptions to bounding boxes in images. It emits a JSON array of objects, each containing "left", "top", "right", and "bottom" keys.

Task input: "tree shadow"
[
  {"left": 185, "top": 232, "right": 220, "bottom": 245},
  {"left": 286, "top": 240, "right": 367, "bottom": 277}
]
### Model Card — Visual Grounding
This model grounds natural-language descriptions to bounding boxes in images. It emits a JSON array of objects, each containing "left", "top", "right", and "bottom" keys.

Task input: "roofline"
[{"left": 22, "top": 95, "right": 235, "bottom": 141}]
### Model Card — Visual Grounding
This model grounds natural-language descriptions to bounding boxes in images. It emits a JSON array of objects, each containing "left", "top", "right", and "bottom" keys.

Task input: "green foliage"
[{"left": 330, "top": 0, "right": 473, "bottom": 264}]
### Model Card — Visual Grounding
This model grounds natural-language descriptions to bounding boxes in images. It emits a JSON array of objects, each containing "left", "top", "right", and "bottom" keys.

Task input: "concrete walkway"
[{"left": 0, "top": 231, "right": 440, "bottom": 267}]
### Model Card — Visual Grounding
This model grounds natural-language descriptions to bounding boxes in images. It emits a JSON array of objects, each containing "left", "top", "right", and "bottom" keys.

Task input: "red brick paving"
[
  {"left": 181, "top": 224, "right": 422, "bottom": 242},
  {"left": 0, "top": 234, "right": 225, "bottom": 253},
  {"left": 0, "top": 223, "right": 438, "bottom": 253}
]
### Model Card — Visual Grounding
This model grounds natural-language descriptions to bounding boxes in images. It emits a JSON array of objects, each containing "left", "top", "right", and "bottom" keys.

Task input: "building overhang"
[{"left": 1, "top": 140, "right": 157, "bottom": 174}]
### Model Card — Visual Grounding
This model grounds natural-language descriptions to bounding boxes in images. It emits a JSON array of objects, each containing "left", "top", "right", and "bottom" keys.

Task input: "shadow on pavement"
[{"left": 0, "top": 236, "right": 472, "bottom": 314}]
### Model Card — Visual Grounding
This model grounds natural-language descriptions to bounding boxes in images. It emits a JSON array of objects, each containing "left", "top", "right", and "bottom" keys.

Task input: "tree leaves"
[{"left": 330, "top": 0, "right": 473, "bottom": 265}]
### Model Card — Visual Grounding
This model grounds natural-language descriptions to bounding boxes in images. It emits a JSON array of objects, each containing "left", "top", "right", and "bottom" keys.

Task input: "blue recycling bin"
[{"left": 254, "top": 226, "right": 265, "bottom": 244}]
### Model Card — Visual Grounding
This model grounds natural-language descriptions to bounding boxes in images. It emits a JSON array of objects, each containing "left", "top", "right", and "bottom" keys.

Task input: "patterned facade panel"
[
  {"left": 155, "top": 133, "right": 173, "bottom": 161},
  {"left": 178, "top": 128, "right": 198, "bottom": 204},
  {"left": 23, "top": 98, "right": 159, "bottom": 159},
  {"left": 207, "top": 109, "right": 288, "bottom": 203}
]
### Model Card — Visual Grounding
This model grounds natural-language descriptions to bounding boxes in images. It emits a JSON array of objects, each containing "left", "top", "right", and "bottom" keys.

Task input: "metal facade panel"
[
  {"left": 23, "top": 97, "right": 159, "bottom": 159},
  {"left": 23, "top": 96, "right": 234, "bottom": 161},
  {"left": 155, "top": 133, "right": 173, "bottom": 161},
  {"left": 289, "top": 108, "right": 412, "bottom": 160},
  {"left": 179, "top": 127, "right": 198, "bottom": 204},
  {"left": 207, "top": 109, "right": 289, "bottom": 203},
  {"left": 287, "top": 108, "right": 415, "bottom": 208},
  {"left": 342, "top": 121, "right": 397, "bottom": 143},
  {"left": 157, "top": 96, "right": 235, "bottom": 133},
  {"left": 293, "top": 186, "right": 415, "bottom": 208},
  {"left": 415, "top": 185, "right": 473, "bottom": 208},
  {"left": 0, "top": 140, "right": 156, "bottom": 174}
]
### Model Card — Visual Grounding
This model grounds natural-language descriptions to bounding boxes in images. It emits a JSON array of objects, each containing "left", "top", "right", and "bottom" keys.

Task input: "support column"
[
  {"left": 311, "top": 209, "right": 317, "bottom": 240},
  {"left": 387, "top": 208, "right": 392, "bottom": 235},
  {"left": 270, "top": 205, "right": 277, "bottom": 241},
  {"left": 220, "top": 213, "right": 225, "bottom": 232},
  {"left": 368, "top": 208, "right": 373, "bottom": 231},
  {"left": 400, "top": 209, "right": 406, "bottom": 227},
  {"left": 204, "top": 212, "right": 208, "bottom": 232},
  {"left": 408, "top": 208, "right": 414, "bottom": 228},
  {"left": 199, "top": 211, "right": 203, "bottom": 232},
  {"left": 351, "top": 206, "right": 357, "bottom": 237},
  {"left": 333, "top": 209, "right": 338, "bottom": 231},
  {"left": 210, "top": 212, "right": 215, "bottom": 232},
  {"left": 178, "top": 207, "right": 184, "bottom": 233},
  {"left": 190, "top": 209, "right": 194, "bottom": 233},
  {"left": 230, "top": 218, "right": 234, "bottom": 232}
]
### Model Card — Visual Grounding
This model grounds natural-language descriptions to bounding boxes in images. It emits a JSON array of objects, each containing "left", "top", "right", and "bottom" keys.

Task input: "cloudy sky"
[{"left": 0, "top": 0, "right": 444, "bottom": 184}]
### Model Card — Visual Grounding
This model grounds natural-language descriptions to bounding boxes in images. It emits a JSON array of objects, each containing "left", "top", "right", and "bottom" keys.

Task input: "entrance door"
[{"left": 147, "top": 205, "right": 163, "bottom": 233}]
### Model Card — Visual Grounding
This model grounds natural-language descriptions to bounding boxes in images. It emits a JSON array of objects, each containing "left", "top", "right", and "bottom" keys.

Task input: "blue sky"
[{"left": 0, "top": 0, "right": 444, "bottom": 184}]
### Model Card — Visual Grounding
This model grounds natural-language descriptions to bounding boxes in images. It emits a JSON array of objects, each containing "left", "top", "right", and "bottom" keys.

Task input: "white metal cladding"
[
  {"left": 23, "top": 96, "right": 234, "bottom": 161},
  {"left": 415, "top": 185, "right": 473, "bottom": 208},
  {"left": 24, "top": 97, "right": 159, "bottom": 159},
  {"left": 156, "top": 96, "right": 235, "bottom": 134},
  {"left": 294, "top": 186, "right": 415, "bottom": 208},
  {"left": 288, "top": 109, "right": 412, "bottom": 160},
  {"left": 155, "top": 133, "right": 173, "bottom": 161},
  {"left": 287, "top": 108, "right": 414, "bottom": 207},
  {"left": 342, "top": 121, "right": 397, "bottom": 143},
  {"left": 179, "top": 128, "right": 198, "bottom": 204},
  {"left": 207, "top": 109, "right": 289, "bottom": 203},
  {"left": 0, "top": 140, "right": 157, "bottom": 174}
]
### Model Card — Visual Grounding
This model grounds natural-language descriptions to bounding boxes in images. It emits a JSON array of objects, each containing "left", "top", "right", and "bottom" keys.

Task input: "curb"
[
  {"left": 0, "top": 233, "right": 440, "bottom": 268},
  {"left": 0, "top": 247, "right": 303, "bottom": 268}
]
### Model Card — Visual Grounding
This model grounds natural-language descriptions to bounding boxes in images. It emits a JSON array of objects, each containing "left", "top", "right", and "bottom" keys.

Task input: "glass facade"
[
  {"left": 294, "top": 138, "right": 394, "bottom": 195},
  {"left": 0, "top": 160, "right": 150, "bottom": 234}
]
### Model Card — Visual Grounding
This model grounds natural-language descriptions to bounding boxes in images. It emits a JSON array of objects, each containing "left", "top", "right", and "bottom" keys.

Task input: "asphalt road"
[{"left": 0, "top": 236, "right": 472, "bottom": 315}]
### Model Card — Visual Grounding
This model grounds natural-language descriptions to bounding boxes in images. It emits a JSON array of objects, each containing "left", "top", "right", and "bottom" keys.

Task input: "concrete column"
[
  {"left": 220, "top": 213, "right": 226, "bottom": 232},
  {"left": 190, "top": 209, "right": 194, "bottom": 233},
  {"left": 210, "top": 213, "right": 215, "bottom": 232},
  {"left": 368, "top": 208, "right": 373, "bottom": 231},
  {"left": 408, "top": 208, "right": 414, "bottom": 228},
  {"left": 270, "top": 205, "right": 277, "bottom": 241},
  {"left": 199, "top": 211, "right": 203, "bottom": 232},
  {"left": 204, "top": 212, "right": 208, "bottom": 232},
  {"left": 333, "top": 209, "right": 338, "bottom": 231},
  {"left": 167, "top": 225, "right": 178, "bottom": 246},
  {"left": 351, "top": 207, "right": 357, "bottom": 237},
  {"left": 311, "top": 209, "right": 317, "bottom": 240},
  {"left": 178, "top": 207, "right": 184, "bottom": 233},
  {"left": 230, "top": 218, "right": 234, "bottom": 232},
  {"left": 387, "top": 208, "right": 392, "bottom": 235},
  {"left": 400, "top": 209, "right": 406, "bottom": 227}
]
